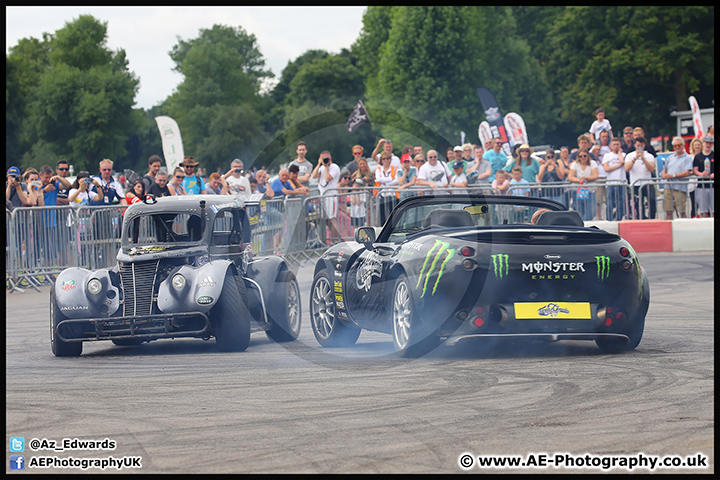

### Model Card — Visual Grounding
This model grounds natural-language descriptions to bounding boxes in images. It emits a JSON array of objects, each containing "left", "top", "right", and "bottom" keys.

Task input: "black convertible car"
[{"left": 309, "top": 194, "right": 649, "bottom": 357}]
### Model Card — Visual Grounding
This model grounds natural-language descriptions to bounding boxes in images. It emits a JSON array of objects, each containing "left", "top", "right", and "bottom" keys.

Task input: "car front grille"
[{"left": 120, "top": 261, "right": 159, "bottom": 316}]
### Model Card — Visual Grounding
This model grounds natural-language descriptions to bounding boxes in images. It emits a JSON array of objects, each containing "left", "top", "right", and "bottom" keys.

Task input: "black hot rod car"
[
  {"left": 309, "top": 194, "right": 649, "bottom": 357},
  {"left": 51, "top": 194, "right": 300, "bottom": 356}
]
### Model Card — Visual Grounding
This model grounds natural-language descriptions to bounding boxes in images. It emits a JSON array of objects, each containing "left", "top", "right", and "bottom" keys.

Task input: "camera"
[
  {"left": 235, "top": 168, "right": 243, "bottom": 174},
  {"left": 31, "top": 180, "right": 41, "bottom": 187},
  {"left": 84, "top": 178, "right": 92, "bottom": 184},
  {"left": 323, "top": 157, "right": 330, "bottom": 164}
]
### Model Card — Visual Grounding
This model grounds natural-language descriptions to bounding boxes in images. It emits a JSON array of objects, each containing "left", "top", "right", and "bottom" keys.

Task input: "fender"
[
  {"left": 54, "top": 268, "right": 121, "bottom": 319},
  {"left": 157, "top": 259, "right": 236, "bottom": 314},
  {"left": 245, "top": 255, "right": 289, "bottom": 321}
]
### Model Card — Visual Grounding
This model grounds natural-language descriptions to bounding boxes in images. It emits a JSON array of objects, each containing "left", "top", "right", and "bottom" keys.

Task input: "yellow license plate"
[{"left": 514, "top": 302, "right": 591, "bottom": 319}]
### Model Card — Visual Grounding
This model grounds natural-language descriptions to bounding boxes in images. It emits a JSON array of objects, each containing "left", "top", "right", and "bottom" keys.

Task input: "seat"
[
  {"left": 534, "top": 210, "right": 584, "bottom": 227},
  {"left": 187, "top": 216, "right": 202, "bottom": 241},
  {"left": 423, "top": 209, "right": 475, "bottom": 228}
]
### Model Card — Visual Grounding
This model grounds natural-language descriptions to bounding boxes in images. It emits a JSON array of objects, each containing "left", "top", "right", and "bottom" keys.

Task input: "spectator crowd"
[{"left": 7, "top": 108, "right": 715, "bottom": 245}]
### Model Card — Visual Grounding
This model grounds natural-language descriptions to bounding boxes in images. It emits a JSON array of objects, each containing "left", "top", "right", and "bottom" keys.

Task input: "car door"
[{"left": 343, "top": 242, "right": 396, "bottom": 333}]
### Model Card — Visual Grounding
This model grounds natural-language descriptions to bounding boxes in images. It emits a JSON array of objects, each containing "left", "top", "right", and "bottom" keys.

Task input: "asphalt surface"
[{"left": 5, "top": 251, "right": 714, "bottom": 473}]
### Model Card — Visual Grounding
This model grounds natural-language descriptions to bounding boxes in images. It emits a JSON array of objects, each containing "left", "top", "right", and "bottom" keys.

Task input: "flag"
[
  {"left": 688, "top": 96, "right": 704, "bottom": 138},
  {"left": 476, "top": 87, "right": 511, "bottom": 156},
  {"left": 478, "top": 121, "right": 493, "bottom": 147},
  {"left": 154, "top": 116, "right": 184, "bottom": 173},
  {"left": 504, "top": 112, "right": 528, "bottom": 147},
  {"left": 346, "top": 100, "right": 370, "bottom": 133}
]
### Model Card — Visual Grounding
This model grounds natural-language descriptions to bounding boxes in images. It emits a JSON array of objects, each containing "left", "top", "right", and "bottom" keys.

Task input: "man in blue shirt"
[
  {"left": 271, "top": 168, "right": 295, "bottom": 197},
  {"left": 180, "top": 156, "right": 206, "bottom": 194},
  {"left": 483, "top": 137, "right": 510, "bottom": 183},
  {"left": 661, "top": 137, "right": 694, "bottom": 219}
]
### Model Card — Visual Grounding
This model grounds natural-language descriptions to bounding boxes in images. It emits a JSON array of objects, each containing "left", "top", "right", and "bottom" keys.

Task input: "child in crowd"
[
  {"left": 491, "top": 168, "right": 510, "bottom": 195},
  {"left": 509, "top": 166, "right": 530, "bottom": 197},
  {"left": 589, "top": 108, "right": 613, "bottom": 144}
]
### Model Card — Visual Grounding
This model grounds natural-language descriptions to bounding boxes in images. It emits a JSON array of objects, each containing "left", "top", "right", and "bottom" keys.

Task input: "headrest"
[
  {"left": 423, "top": 209, "right": 474, "bottom": 228},
  {"left": 534, "top": 210, "right": 584, "bottom": 227}
]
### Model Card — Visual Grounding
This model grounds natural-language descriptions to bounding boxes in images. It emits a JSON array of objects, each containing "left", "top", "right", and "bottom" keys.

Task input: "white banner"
[
  {"left": 478, "top": 121, "right": 493, "bottom": 146},
  {"left": 688, "top": 96, "right": 704, "bottom": 138},
  {"left": 504, "top": 112, "right": 528, "bottom": 147},
  {"left": 155, "top": 116, "right": 184, "bottom": 173}
]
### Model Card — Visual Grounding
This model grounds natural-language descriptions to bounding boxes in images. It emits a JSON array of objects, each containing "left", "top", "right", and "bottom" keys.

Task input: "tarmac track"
[{"left": 5, "top": 251, "right": 714, "bottom": 473}]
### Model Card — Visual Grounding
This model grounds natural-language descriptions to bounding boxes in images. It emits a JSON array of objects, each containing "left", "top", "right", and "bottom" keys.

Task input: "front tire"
[
  {"left": 266, "top": 270, "right": 302, "bottom": 342},
  {"left": 213, "top": 271, "right": 251, "bottom": 352},
  {"left": 392, "top": 275, "right": 440, "bottom": 357},
  {"left": 310, "top": 270, "right": 360, "bottom": 347},
  {"left": 50, "top": 287, "right": 82, "bottom": 357}
]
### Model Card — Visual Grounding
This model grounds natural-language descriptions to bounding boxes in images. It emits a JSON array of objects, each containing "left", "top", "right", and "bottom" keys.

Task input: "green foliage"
[
  {"left": 7, "top": 15, "right": 139, "bottom": 173},
  {"left": 355, "top": 6, "right": 554, "bottom": 149},
  {"left": 6, "top": 8, "right": 714, "bottom": 176}
]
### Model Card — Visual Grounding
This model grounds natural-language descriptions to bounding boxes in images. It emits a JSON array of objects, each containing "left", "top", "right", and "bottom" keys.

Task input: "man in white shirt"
[
  {"left": 602, "top": 137, "right": 627, "bottom": 220},
  {"left": 417, "top": 149, "right": 450, "bottom": 192},
  {"left": 624, "top": 137, "right": 656, "bottom": 219},
  {"left": 312, "top": 150, "right": 341, "bottom": 243},
  {"left": 223, "top": 158, "right": 251, "bottom": 195},
  {"left": 370, "top": 138, "right": 401, "bottom": 168}
]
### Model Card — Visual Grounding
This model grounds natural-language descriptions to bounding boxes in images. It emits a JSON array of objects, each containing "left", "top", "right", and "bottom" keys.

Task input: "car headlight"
[
  {"left": 172, "top": 274, "right": 187, "bottom": 290},
  {"left": 87, "top": 278, "right": 102, "bottom": 294}
]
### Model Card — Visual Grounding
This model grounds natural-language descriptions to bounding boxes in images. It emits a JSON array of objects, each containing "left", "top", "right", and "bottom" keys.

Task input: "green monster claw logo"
[
  {"left": 416, "top": 240, "right": 455, "bottom": 298},
  {"left": 491, "top": 254, "right": 509, "bottom": 279},
  {"left": 595, "top": 256, "right": 610, "bottom": 281}
]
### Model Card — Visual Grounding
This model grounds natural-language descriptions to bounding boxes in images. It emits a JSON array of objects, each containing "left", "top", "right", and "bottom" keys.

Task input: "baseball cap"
[
  {"left": 452, "top": 161, "right": 464, "bottom": 169},
  {"left": 453, "top": 146, "right": 463, "bottom": 152},
  {"left": 401, "top": 154, "right": 412, "bottom": 162},
  {"left": 702, "top": 135, "right": 714, "bottom": 143},
  {"left": 7, "top": 166, "right": 21, "bottom": 176}
]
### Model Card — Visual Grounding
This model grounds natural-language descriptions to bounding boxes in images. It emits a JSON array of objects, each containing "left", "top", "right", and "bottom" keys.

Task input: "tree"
[
  {"left": 14, "top": 15, "right": 139, "bottom": 172},
  {"left": 543, "top": 6, "right": 714, "bottom": 139},
  {"left": 354, "top": 6, "right": 554, "bottom": 149},
  {"left": 164, "top": 25, "right": 273, "bottom": 171}
]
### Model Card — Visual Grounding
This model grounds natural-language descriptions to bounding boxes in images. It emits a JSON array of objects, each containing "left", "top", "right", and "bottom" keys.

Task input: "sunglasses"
[
  {"left": 416, "top": 160, "right": 425, "bottom": 163},
  {"left": 101, "top": 168, "right": 112, "bottom": 172},
  {"left": 342, "top": 176, "right": 350, "bottom": 180},
  {"left": 353, "top": 151, "right": 362, "bottom": 155},
  {"left": 496, "top": 142, "right": 503, "bottom": 145},
  {"left": 185, "top": 165, "right": 195, "bottom": 169},
  {"left": 578, "top": 155, "right": 589, "bottom": 159},
  {"left": 545, "top": 154, "right": 555, "bottom": 158},
  {"left": 427, "top": 155, "right": 437, "bottom": 159},
  {"left": 175, "top": 176, "right": 185, "bottom": 179},
  {"left": 57, "top": 167, "right": 69, "bottom": 171},
  {"left": 673, "top": 144, "right": 684, "bottom": 148}
]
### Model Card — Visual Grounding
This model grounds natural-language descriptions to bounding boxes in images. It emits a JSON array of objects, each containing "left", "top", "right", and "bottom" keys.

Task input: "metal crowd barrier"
[{"left": 6, "top": 179, "right": 714, "bottom": 292}]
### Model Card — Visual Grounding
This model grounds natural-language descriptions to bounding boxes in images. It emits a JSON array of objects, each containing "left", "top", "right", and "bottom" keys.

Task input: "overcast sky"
[{"left": 5, "top": 6, "right": 366, "bottom": 110}]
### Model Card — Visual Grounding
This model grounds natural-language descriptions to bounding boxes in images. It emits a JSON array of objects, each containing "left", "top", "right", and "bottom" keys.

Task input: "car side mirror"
[{"left": 354, "top": 226, "right": 376, "bottom": 249}]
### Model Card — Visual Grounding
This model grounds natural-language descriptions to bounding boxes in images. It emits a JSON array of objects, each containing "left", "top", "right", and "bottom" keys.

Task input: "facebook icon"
[{"left": 10, "top": 455, "right": 25, "bottom": 470}]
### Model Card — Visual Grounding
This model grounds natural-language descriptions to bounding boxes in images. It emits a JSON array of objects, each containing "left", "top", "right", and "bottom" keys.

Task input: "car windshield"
[
  {"left": 383, "top": 196, "right": 564, "bottom": 243},
  {"left": 123, "top": 212, "right": 203, "bottom": 246}
]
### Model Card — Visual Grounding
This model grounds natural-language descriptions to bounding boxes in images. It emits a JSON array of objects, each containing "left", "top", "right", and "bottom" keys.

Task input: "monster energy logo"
[
  {"left": 491, "top": 254, "right": 510, "bottom": 279},
  {"left": 416, "top": 240, "right": 456, "bottom": 298},
  {"left": 596, "top": 256, "right": 610, "bottom": 281}
]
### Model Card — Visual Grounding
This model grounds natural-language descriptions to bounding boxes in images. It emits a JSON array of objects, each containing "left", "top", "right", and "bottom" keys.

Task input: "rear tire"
[
  {"left": 310, "top": 270, "right": 360, "bottom": 347},
  {"left": 266, "top": 270, "right": 302, "bottom": 342},
  {"left": 596, "top": 317, "right": 645, "bottom": 353},
  {"left": 392, "top": 275, "right": 440, "bottom": 357},
  {"left": 50, "top": 287, "right": 82, "bottom": 357},
  {"left": 213, "top": 271, "right": 251, "bottom": 352}
]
